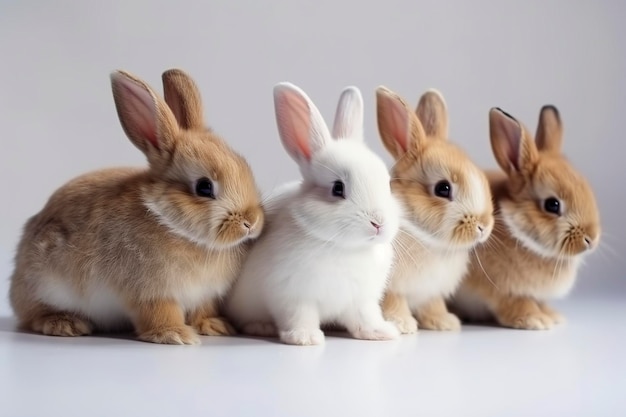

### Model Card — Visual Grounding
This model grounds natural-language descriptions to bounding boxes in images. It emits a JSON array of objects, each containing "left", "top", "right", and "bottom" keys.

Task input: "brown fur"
[
  {"left": 453, "top": 106, "right": 600, "bottom": 330},
  {"left": 376, "top": 87, "right": 494, "bottom": 333},
  {"left": 9, "top": 69, "right": 264, "bottom": 344}
]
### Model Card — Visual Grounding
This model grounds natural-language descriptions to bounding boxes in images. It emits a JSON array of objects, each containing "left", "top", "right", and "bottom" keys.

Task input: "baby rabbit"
[
  {"left": 375, "top": 87, "right": 494, "bottom": 333},
  {"left": 451, "top": 106, "right": 601, "bottom": 329},
  {"left": 9, "top": 69, "right": 264, "bottom": 344},
  {"left": 225, "top": 83, "right": 401, "bottom": 345}
]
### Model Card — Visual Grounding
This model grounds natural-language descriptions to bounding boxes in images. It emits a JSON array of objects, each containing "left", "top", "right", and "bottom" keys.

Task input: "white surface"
[
  {"left": 1, "top": 2, "right": 624, "bottom": 417},
  {"left": 1, "top": 295, "right": 624, "bottom": 417}
]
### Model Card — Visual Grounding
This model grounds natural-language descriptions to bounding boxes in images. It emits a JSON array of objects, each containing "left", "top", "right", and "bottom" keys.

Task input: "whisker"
[{"left": 472, "top": 249, "right": 499, "bottom": 290}]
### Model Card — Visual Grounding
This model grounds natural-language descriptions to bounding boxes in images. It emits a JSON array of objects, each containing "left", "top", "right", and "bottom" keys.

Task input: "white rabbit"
[{"left": 225, "top": 82, "right": 401, "bottom": 345}]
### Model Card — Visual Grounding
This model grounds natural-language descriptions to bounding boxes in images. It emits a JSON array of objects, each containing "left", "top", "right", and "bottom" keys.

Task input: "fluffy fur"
[
  {"left": 450, "top": 106, "right": 601, "bottom": 330},
  {"left": 225, "top": 83, "right": 401, "bottom": 345},
  {"left": 9, "top": 69, "right": 264, "bottom": 344},
  {"left": 376, "top": 87, "right": 494, "bottom": 333}
]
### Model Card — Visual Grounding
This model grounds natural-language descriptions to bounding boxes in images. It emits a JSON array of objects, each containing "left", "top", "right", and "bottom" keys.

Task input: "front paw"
[
  {"left": 499, "top": 312, "right": 555, "bottom": 330},
  {"left": 539, "top": 304, "right": 565, "bottom": 324},
  {"left": 418, "top": 312, "right": 461, "bottom": 331},
  {"left": 193, "top": 317, "right": 236, "bottom": 336},
  {"left": 139, "top": 325, "right": 200, "bottom": 345},
  {"left": 279, "top": 328, "right": 325, "bottom": 346},
  {"left": 351, "top": 321, "right": 400, "bottom": 341},
  {"left": 387, "top": 314, "right": 418, "bottom": 334}
]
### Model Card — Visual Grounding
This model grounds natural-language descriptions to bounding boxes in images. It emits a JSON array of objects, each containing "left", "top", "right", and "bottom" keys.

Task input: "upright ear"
[
  {"left": 332, "top": 86, "right": 364, "bottom": 140},
  {"left": 110, "top": 70, "right": 179, "bottom": 159},
  {"left": 376, "top": 86, "right": 427, "bottom": 160},
  {"left": 489, "top": 107, "right": 538, "bottom": 176},
  {"left": 415, "top": 89, "right": 448, "bottom": 140},
  {"left": 273, "top": 82, "right": 331, "bottom": 163},
  {"left": 535, "top": 105, "right": 563, "bottom": 153},
  {"left": 161, "top": 68, "right": 204, "bottom": 131}
]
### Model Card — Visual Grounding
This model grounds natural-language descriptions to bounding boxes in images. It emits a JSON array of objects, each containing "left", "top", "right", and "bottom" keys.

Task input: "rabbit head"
[
  {"left": 489, "top": 106, "right": 600, "bottom": 258},
  {"left": 273, "top": 82, "right": 399, "bottom": 248},
  {"left": 376, "top": 86, "right": 494, "bottom": 250},
  {"left": 111, "top": 69, "right": 264, "bottom": 250}
]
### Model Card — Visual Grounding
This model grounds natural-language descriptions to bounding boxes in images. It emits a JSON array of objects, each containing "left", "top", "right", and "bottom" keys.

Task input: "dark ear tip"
[
  {"left": 540, "top": 104, "right": 560, "bottom": 119},
  {"left": 491, "top": 107, "right": 517, "bottom": 122}
]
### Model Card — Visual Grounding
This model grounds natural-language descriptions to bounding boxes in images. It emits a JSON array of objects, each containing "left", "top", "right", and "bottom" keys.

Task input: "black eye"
[
  {"left": 195, "top": 177, "right": 215, "bottom": 199},
  {"left": 434, "top": 180, "right": 452, "bottom": 200},
  {"left": 544, "top": 197, "right": 561, "bottom": 215},
  {"left": 331, "top": 181, "right": 345, "bottom": 198}
]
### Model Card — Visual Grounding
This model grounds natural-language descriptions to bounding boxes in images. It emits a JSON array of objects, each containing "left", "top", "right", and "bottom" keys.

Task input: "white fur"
[
  {"left": 392, "top": 226, "right": 470, "bottom": 310},
  {"left": 225, "top": 83, "right": 401, "bottom": 345},
  {"left": 500, "top": 206, "right": 557, "bottom": 258},
  {"left": 463, "top": 169, "right": 491, "bottom": 218},
  {"left": 35, "top": 257, "right": 231, "bottom": 330},
  {"left": 36, "top": 277, "right": 129, "bottom": 330}
]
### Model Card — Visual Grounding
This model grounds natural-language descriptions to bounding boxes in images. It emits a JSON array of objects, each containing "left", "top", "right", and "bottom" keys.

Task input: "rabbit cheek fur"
[
  {"left": 9, "top": 69, "right": 264, "bottom": 344},
  {"left": 376, "top": 87, "right": 494, "bottom": 333},
  {"left": 225, "top": 83, "right": 401, "bottom": 346},
  {"left": 451, "top": 107, "right": 600, "bottom": 330}
]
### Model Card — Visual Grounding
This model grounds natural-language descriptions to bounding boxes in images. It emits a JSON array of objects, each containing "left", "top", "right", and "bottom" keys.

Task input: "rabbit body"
[
  {"left": 9, "top": 69, "right": 264, "bottom": 344},
  {"left": 225, "top": 83, "right": 400, "bottom": 345},
  {"left": 375, "top": 87, "right": 494, "bottom": 333},
  {"left": 451, "top": 107, "right": 600, "bottom": 330}
]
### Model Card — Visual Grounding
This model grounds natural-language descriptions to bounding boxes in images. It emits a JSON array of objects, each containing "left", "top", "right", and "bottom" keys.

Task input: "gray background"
[{"left": 0, "top": 0, "right": 623, "bottom": 316}]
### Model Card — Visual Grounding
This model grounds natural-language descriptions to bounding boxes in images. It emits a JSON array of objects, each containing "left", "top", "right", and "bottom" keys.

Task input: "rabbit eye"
[
  {"left": 331, "top": 181, "right": 345, "bottom": 198},
  {"left": 434, "top": 180, "right": 452, "bottom": 200},
  {"left": 543, "top": 197, "right": 561, "bottom": 215},
  {"left": 195, "top": 177, "right": 215, "bottom": 199}
]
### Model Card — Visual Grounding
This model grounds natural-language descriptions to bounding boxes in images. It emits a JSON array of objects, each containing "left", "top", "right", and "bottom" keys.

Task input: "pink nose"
[{"left": 371, "top": 221, "right": 381, "bottom": 233}]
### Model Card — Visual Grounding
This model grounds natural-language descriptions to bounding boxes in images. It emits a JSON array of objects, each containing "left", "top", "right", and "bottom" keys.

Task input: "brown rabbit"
[
  {"left": 450, "top": 106, "right": 601, "bottom": 330},
  {"left": 9, "top": 69, "right": 264, "bottom": 344},
  {"left": 376, "top": 87, "right": 494, "bottom": 333}
]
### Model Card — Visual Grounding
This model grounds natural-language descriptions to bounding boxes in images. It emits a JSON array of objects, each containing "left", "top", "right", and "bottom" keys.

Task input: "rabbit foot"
[
  {"left": 418, "top": 312, "right": 461, "bottom": 331},
  {"left": 139, "top": 325, "right": 200, "bottom": 345},
  {"left": 350, "top": 321, "right": 400, "bottom": 340},
  {"left": 538, "top": 303, "right": 565, "bottom": 324},
  {"left": 34, "top": 313, "right": 93, "bottom": 337},
  {"left": 280, "top": 328, "right": 325, "bottom": 346},
  {"left": 387, "top": 314, "right": 418, "bottom": 334},
  {"left": 242, "top": 321, "right": 278, "bottom": 337},
  {"left": 500, "top": 312, "right": 555, "bottom": 330},
  {"left": 194, "top": 317, "right": 236, "bottom": 336}
]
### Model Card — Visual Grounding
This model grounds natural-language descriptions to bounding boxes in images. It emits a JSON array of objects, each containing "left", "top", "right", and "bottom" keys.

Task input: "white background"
[{"left": 0, "top": 1, "right": 624, "bottom": 416}]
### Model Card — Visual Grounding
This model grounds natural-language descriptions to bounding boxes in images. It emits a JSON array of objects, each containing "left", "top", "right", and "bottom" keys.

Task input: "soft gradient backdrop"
[{"left": 0, "top": 1, "right": 623, "bottom": 316}]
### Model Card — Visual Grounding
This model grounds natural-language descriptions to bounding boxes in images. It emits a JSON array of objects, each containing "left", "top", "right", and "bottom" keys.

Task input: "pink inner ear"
[
  {"left": 120, "top": 78, "right": 160, "bottom": 150},
  {"left": 275, "top": 89, "right": 313, "bottom": 160},
  {"left": 388, "top": 96, "right": 410, "bottom": 153},
  {"left": 499, "top": 115, "right": 522, "bottom": 170}
]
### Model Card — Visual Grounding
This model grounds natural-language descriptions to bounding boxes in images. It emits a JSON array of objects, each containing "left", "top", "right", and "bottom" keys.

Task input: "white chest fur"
[{"left": 390, "top": 228, "right": 470, "bottom": 308}]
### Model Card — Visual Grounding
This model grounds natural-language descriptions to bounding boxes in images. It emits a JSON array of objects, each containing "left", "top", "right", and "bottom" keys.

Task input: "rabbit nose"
[
  {"left": 584, "top": 236, "right": 592, "bottom": 249},
  {"left": 243, "top": 221, "right": 252, "bottom": 230},
  {"left": 370, "top": 221, "right": 382, "bottom": 234}
]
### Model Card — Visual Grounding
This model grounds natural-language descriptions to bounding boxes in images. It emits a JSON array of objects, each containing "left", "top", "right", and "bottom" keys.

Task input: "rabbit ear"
[
  {"left": 332, "top": 86, "right": 364, "bottom": 140},
  {"left": 376, "top": 86, "right": 427, "bottom": 159},
  {"left": 110, "top": 70, "right": 179, "bottom": 159},
  {"left": 415, "top": 89, "right": 448, "bottom": 140},
  {"left": 274, "top": 82, "right": 331, "bottom": 162},
  {"left": 535, "top": 105, "right": 563, "bottom": 153},
  {"left": 489, "top": 107, "right": 538, "bottom": 176},
  {"left": 161, "top": 68, "right": 204, "bottom": 131}
]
